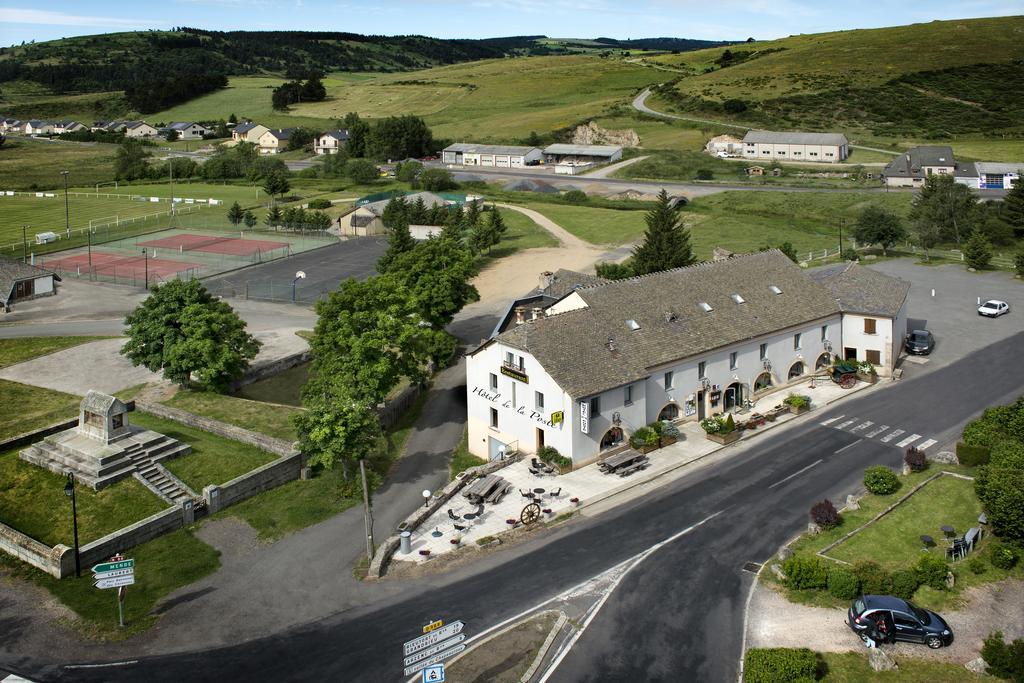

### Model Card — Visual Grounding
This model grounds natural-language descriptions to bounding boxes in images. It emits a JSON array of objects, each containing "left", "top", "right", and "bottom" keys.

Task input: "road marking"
[
  {"left": 820, "top": 415, "right": 844, "bottom": 426},
  {"left": 768, "top": 459, "right": 823, "bottom": 489},
  {"left": 836, "top": 419, "right": 856, "bottom": 430},
  {"left": 834, "top": 440, "right": 863, "bottom": 455},
  {"left": 916, "top": 438, "right": 937, "bottom": 451},
  {"left": 865, "top": 424, "right": 890, "bottom": 438},
  {"left": 880, "top": 429, "right": 904, "bottom": 443},
  {"left": 850, "top": 421, "right": 873, "bottom": 432},
  {"left": 63, "top": 661, "right": 139, "bottom": 669},
  {"left": 896, "top": 434, "right": 922, "bottom": 448}
]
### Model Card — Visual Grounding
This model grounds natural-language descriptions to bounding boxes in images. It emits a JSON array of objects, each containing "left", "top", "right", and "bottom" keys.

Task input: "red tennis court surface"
[
  {"left": 138, "top": 233, "right": 289, "bottom": 256},
  {"left": 43, "top": 252, "right": 202, "bottom": 279}
]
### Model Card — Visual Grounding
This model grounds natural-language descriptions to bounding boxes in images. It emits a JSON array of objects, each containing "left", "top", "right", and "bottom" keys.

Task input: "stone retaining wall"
[
  {"left": 203, "top": 452, "right": 304, "bottom": 513},
  {"left": 0, "top": 521, "right": 74, "bottom": 578},
  {"left": 79, "top": 506, "right": 185, "bottom": 569},
  {"left": 367, "top": 454, "right": 521, "bottom": 579},
  {"left": 230, "top": 350, "right": 312, "bottom": 392},
  {"left": 136, "top": 401, "right": 295, "bottom": 456}
]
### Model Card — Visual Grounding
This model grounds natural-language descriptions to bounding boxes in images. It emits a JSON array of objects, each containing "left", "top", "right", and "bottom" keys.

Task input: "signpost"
[
  {"left": 403, "top": 620, "right": 466, "bottom": 677},
  {"left": 92, "top": 555, "right": 133, "bottom": 627},
  {"left": 579, "top": 401, "right": 589, "bottom": 434}
]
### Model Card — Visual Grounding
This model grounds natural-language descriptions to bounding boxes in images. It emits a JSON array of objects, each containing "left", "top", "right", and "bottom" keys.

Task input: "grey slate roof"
[
  {"left": 0, "top": 255, "right": 59, "bottom": 305},
  {"left": 265, "top": 127, "right": 295, "bottom": 140},
  {"left": 362, "top": 191, "right": 449, "bottom": 216},
  {"left": 543, "top": 143, "right": 622, "bottom": 157},
  {"left": 321, "top": 129, "right": 349, "bottom": 141},
  {"left": 883, "top": 146, "right": 956, "bottom": 179},
  {"left": 494, "top": 250, "right": 841, "bottom": 398},
  {"left": 234, "top": 122, "right": 258, "bottom": 134},
  {"left": 806, "top": 262, "right": 910, "bottom": 318},
  {"left": 974, "top": 162, "right": 1024, "bottom": 175},
  {"left": 742, "top": 130, "right": 848, "bottom": 146},
  {"left": 168, "top": 122, "right": 196, "bottom": 130},
  {"left": 444, "top": 143, "right": 539, "bottom": 156},
  {"left": 534, "top": 269, "right": 607, "bottom": 299}
]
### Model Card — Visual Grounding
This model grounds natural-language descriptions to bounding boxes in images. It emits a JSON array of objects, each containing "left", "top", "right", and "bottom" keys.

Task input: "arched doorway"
[
  {"left": 658, "top": 403, "right": 680, "bottom": 422},
  {"left": 815, "top": 353, "right": 831, "bottom": 371},
  {"left": 788, "top": 361, "right": 805, "bottom": 380},
  {"left": 724, "top": 382, "right": 745, "bottom": 411},
  {"left": 600, "top": 426, "right": 624, "bottom": 450},
  {"left": 753, "top": 372, "right": 773, "bottom": 393}
]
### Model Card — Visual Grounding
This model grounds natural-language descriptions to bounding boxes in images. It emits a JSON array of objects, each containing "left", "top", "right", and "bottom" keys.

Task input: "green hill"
[{"left": 644, "top": 16, "right": 1024, "bottom": 137}]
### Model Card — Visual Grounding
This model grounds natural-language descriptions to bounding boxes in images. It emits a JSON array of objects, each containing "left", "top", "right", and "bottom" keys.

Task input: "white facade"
[
  {"left": 172, "top": 123, "right": 208, "bottom": 140},
  {"left": 442, "top": 144, "right": 542, "bottom": 168},
  {"left": 314, "top": 132, "right": 348, "bottom": 155},
  {"left": 839, "top": 308, "right": 906, "bottom": 376},
  {"left": 743, "top": 142, "right": 847, "bottom": 163},
  {"left": 125, "top": 123, "right": 158, "bottom": 138}
]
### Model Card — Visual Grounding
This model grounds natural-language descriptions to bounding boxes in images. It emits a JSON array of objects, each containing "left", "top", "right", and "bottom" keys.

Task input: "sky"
[{"left": 0, "top": 0, "right": 1021, "bottom": 47}]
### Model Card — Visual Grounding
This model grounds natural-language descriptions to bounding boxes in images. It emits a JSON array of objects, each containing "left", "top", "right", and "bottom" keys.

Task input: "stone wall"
[
  {"left": 203, "top": 452, "right": 304, "bottom": 513},
  {"left": 79, "top": 506, "right": 184, "bottom": 569},
  {"left": 378, "top": 384, "right": 422, "bottom": 431},
  {"left": 135, "top": 401, "right": 295, "bottom": 456},
  {"left": 0, "top": 521, "right": 74, "bottom": 578},
  {"left": 230, "top": 350, "right": 312, "bottom": 392}
]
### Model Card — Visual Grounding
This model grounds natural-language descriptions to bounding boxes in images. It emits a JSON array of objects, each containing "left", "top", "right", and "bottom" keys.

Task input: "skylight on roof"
[
  {"left": 626, "top": 319, "right": 641, "bottom": 331},
  {"left": 731, "top": 294, "right": 745, "bottom": 304},
  {"left": 699, "top": 302, "right": 713, "bottom": 312},
  {"left": 769, "top": 285, "right": 782, "bottom": 294}
]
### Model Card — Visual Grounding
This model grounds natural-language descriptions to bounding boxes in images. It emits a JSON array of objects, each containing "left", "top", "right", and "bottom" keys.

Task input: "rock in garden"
[
  {"left": 846, "top": 494, "right": 860, "bottom": 511},
  {"left": 946, "top": 571, "right": 955, "bottom": 589},
  {"left": 807, "top": 522, "right": 821, "bottom": 535},
  {"left": 868, "top": 648, "right": 898, "bottom": 672},
  {"left": 770, "top": 563, "right": 786, "bottom": 581},
  {"left": 777, "top": 547, "right": 793, "bottom": 562},
  {"left": 965, "top": 658, "right": 988, "bottom": 674},
  {"left": 929, "top": 451, "right": 959, "bottom": 465},
  {"left": 902, "top": 463, "right": 912, "bottom": 476}
]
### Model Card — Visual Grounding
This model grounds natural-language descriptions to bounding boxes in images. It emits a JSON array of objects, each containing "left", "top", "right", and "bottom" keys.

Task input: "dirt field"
[{"left": 444, "top": 611, "right": 560, "bottom": 683}]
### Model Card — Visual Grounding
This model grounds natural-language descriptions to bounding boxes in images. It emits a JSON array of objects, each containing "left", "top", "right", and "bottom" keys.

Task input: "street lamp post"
[
  {"left": 422, "top": 489, "right": 432, "bottom": 509},
  {"left": 292, "top": 270, "right": 306, "bottom": 302},
  {"left": 61, "top": 170, "right": 70, "bottom": 240},
  {"left": 63, "top": 473, "right": 81, "bottom": 578},
  {"left": 141, "top": 248, "right": 149, "bottom": 289}
]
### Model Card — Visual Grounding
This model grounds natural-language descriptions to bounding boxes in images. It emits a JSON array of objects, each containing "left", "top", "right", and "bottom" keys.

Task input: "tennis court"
[
  {"left": 42, "top": 251, "right": 202, "bottom": 285},
  {"left": 137, "top": 233, "right": 290, "bottom": 257}
]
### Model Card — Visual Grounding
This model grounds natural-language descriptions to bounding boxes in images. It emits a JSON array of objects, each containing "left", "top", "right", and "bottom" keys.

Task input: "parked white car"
[{"left": 978, "top": 300, "right": 1010, "bottom": 317}]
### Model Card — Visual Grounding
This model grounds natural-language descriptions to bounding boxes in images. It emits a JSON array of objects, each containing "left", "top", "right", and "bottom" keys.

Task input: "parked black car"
[
  {"left": 847, "top": 595, "right": 953, "bottom": 648},
  {"left": 905, "top": 329, "right": 935, "bottom": 355}
]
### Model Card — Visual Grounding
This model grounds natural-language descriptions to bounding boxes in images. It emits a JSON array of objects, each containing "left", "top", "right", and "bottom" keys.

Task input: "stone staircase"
[{"left": 124, "top": 440, "right": 195, "bottom": 505}]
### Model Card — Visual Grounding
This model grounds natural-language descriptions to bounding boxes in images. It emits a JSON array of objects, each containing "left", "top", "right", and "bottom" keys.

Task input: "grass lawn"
[
  {"left": 0, "top": 445, "right": 165, "bottom": 546},
  {"left": 0, "top": 336, "right": 111, "bottom": 369},
  {"left": 0, "top": 137, "right": 118, "bottom": 191},
  {"left": 819, "top": 651, "right": 996, "bottom": 681},
  {"left": 482, "top": 206, "right": 558, "bottom": 259},
  {"left": 165, "top": 390, "right": 301, "bottom": 442},
  {"left": 0, "top": 379, "right": 80, "bottom": 441},
  {"left": 521, "top": 202, "right": 647, "bottom": 246},
  {"left": 0, "top": 528, "right": 220, "bottom": 640},
  {"left": 450, "top": 427, "right": 486, "bottom": 481},
  {"left": 825, "top": 475, "right": 982, "bottom": 570},
  {"left": 135, "top": 412, "right": 278, "bottom": 492},
  {"left": 220, "top": 387, "right": 429, "bottom": 540}
]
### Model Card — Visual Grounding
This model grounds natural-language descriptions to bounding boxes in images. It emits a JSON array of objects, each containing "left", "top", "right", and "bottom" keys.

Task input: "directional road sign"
[
  {"left": 94, "top": 574, "right": 135, "bottom": 589},
  {"left": 404, "top": 634, "right": 466, "bottom": 667},
  {"left": 403, "top": 645, "right": 465, "bottom": 677},
  {"left": 92, "top": 568, "right": 134, "bottom": 581},
  {"left": 92, "top": 559, "right": 134, "bottom": 574},
  {"left": 422, "top": 663, "right": 445, "bottom": 683},
  {"left": 403, "top": 621, "right": 465, "bottom": 656}
]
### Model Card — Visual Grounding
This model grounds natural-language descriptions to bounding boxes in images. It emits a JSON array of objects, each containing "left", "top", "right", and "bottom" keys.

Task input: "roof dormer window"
[
  {"left": 626, "top": 319, "right": 641, "bottom": 331},
  {"left": 699, "top": 302, "right": 713, "bottom": 312},
  {"left": 731, "top": 294, "right": 745, "bottom": 304},
  {"left": 769, "top": 285, "right": 782, "bottom": 294}
]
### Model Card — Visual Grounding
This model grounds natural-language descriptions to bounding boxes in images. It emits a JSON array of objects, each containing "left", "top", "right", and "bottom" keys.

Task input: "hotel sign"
[
  {"left": 500, "top": 366, "right": 529, "bottom": 383},
  {"left": 551, "top": 411, "right": 564, "bottom": 425},
  {"left": 579, "top": 401, "right": 589, "bottom": 434}
]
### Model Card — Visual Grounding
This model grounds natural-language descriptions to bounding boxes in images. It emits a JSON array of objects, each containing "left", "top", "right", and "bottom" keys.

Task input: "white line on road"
[
  {"left": 834, "top": 440, "right": 863, "bottom": 455},
  {"left": 63, "top": 661, "right": 139, "bottom": 669},
  {"left": 819, "top": 415, "right": 844, "bottom": 426},
  {"left": 896, "top": 434, "right": 922, "bottom": 448},
  {"left": 836, "top": 419, "right": 856, "bottom": 430},
  {"left": 916, "top": 439, "right": 937, "bottom": 451},
  {"left": 865, "top": 424, "right": 890, "bottom": 438},
  {"left": 850, "top": 421, "right": 873, "bottom": 432},
  {"left": 880, "top": 429, "right": 905, "bottom": 443},
  {"left": 768, "top": 459, "right": 823, "bottom": 489}
]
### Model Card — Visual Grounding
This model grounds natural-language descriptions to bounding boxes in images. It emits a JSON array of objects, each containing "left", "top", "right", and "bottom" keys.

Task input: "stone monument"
[{"left": 20, "top": 391, "right": 191, "bottom": 491}]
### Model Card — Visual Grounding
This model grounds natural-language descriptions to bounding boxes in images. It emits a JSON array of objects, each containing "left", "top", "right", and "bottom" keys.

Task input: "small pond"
[{"left": 233, "top": 362, "right": 309, "bottom": 407}]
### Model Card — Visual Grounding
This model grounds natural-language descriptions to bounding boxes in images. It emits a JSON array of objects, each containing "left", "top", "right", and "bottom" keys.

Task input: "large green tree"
[
  {"left": 909, "top": 174, "right": 978, "bottom": 248},
  {"left": 377, "top": 215, "right": 416, "bottom": 272},
  {"left": 227, "top": 201, "right": 244, "bottom": 226},
  {"left": 294, "top": 378, "right": 382, "bottom": 473},
  {"left": 121, "top": 279, "right": 260, "bottom": 391},
  {"left": 631, "top": 189, "right": 694, "bottom": 275},
  {"left": 262, "top": 169, "right": 290, "bottom": 202},
  {"left": 367, "top": 115, "right": 433, "bottom": 160},
  {"left": 1004, "top": 180, "right": 1024, "bottom": 235},
  {"left": 343, "top": 112, "right": 370, "bottom": 158},
  {"left": 346, "top": 159, "right": 379, "bottom": 184},
  {"left": 384, "top": 237, "right": 480, "bottom": 328},
  {"left": 852, "top": 205, "right": 906, "bottom": 255},
  {"left": 115, "top": 139, "right": 151, "bottom": 181},
  {"left": 962, "top": 229, "right": 993, "bottom": 269}
]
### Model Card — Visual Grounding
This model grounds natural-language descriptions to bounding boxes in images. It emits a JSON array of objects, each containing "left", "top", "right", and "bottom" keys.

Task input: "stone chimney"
[
  {"left": 531, "top": 307, "right": 543, "bottom": 321},
  {"left": 514, "top": 306, "right": 526, "bottom": 325},
  {"left": 538, "top": 271, "right": 555, "bottom": 291}
]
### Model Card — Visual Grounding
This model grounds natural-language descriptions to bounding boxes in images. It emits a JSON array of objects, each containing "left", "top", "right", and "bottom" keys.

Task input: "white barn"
[
  {"left": 742, "top": 131, "right": 849, "bottom": 163},
  {"left": 442, "top": 143, "right": 542, "bottom": 168}
]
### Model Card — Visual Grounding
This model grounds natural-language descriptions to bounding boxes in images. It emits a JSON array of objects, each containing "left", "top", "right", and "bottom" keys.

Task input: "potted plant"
[
  {"left": 856, "top": 361, "right": 878, "bottom": 384},
  {"left": 700, "top": 414, "right": 739, "bottom": 445},
  {"left": 629, "top": 426, "right": 660, "bottom": 454},
  {"left": 658, "top": 420, "right": 681, "bottom": 447},
  {"left": 783, "top": 394, "right": 812, "bottom": 415},
  {"left": 538, "top": 446, "right": 573, "bottom": 474}
]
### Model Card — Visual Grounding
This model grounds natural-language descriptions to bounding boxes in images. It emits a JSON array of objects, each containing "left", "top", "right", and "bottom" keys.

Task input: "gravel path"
[{"left": 746, "top": 578, "right": 1024, "bottom": 662}]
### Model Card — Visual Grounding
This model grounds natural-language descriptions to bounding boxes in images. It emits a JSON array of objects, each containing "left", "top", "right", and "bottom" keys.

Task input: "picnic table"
[
  {"left": 598, "top": 449, "right": 648, "bottom": 474},
  {"left": 462, "top": 474, "right": 511, "bottom": 504}
]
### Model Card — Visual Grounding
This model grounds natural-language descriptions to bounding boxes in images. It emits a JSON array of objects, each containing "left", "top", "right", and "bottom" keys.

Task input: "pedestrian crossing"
[{"left": 819, "top": 415, "right": 939, "bottom": 450}]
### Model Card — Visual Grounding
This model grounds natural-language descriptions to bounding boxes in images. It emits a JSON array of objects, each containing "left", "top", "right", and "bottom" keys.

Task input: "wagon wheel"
[
  {"left": 839, "top": 373, "right": 857, "bottom": 389},
  {"left": 520, "top": 502, "right": 542, "bottom": 525}
]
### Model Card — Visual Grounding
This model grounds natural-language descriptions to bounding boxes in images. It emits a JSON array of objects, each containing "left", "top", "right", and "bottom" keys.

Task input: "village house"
[
  {"left": 954, "top": 162, "right": 1022, "bottom": 190},
  {"left": 314, "top": 130, "right": 349, "bottom": 155},
  {"left": 23, "top": 120, "right": 54, "bottom": 136},
  {"left": 167, "top": 122, "right": 209, "bottom": 140},
  {"left": 232, "top": 122, "right": 269, "bottom": 144},
  {"left": 0, "top": 255, "right": 61, "bottom": 312},
  {"left": 124, "top": 121, "right": 159, "bottom": 138},
  {"left": 257, "top": 128, "right": 294, "bottom": 154},
  {"left": 881, "top": 146, "right": 956, "bottom": 187},
  {"left": 741, "top": 131, "right": 849, "bottom": 163},
  {"left": 465, "top": 251, "right": 909, "bottom": 465}
]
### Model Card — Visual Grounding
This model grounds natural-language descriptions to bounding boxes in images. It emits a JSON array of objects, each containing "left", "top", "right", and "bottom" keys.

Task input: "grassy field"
[
  {"left": 0, "top": 444, "right": 165, "bottom": 546},
  {"left": 0, "top": 138, "right": 119, "bottom": 192},
  {"left": 136, "top": 412, "right": 279, "bottom": 492},
  {"left": 521, "top": 203, "right": 647, "bottom": 246},
  {"left": 484, "top": 205, "right": 559, "bottom": 258},
  {"left": 165, "top": 390, "right": 301, "bottom": 442},
  {"left": 0, "top": 337, "right": 110, "bottom": 369},
  {"left": 0, "top": 379, "right": 80, "bottom": 441},
  {"left": 819, "top": 651, "right": 995, "bottom": 681}
]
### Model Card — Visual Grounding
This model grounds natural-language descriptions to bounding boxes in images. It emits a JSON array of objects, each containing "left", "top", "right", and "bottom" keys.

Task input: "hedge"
[
  {"left": 743, "top": 648, "right": 817, "bottom": 683},
  {"left": 891, "top": 569, "right": 920, "bottom": 600},
  {"left": 827, "top": 567, "right": 860, "bottom": 600},
  {"left": 783, "top": 554, "right": 829, "bottom": 590},
  {"left": 863, "top": 465, "right": 900, "bottom": 495},
  {"left": 956, "top": 442, "right": 991, "bottom": 466},
  {"left": 915, "top": 554, "right": 950, "bottom": 591}
]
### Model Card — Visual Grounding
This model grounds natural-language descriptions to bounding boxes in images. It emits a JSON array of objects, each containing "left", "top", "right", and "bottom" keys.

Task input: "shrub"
[
  {"left": 783, "top": 394, "right": 810, "bottom": 408},
  {"left": 810, "top": 499, "right": 840, "bottom": 529},
  {"left": 956, "top": 442, "right": 991, "bottom": 466},
  {"left": 857, "top": 361, "right": 877, "bottom": 375},
  {"left": 648, "top": 421, "right": 664, "bottom": 436},
  {"left": 629, "top": 426, "right": 659, "bottom": 449},
  {"left": 827, "top": 566, "right": 860, "bottom": 600},
  {"left": 967, "top": 556, "right": 987, "bottom": 575},
  {"left": 723, "top": 98, "right": 748, "bottom": 114},
  {"left": 904, "top": 447, "right": 928, "bottom": 472},
  {"left": 863, "top": 465, "right": 900, "bottom": 495},
  {"left": 891, "top": 569, "right": 920, "bottom": 600},
  {"left": 962, "top": 415, "right": 1004, "bottom": 449},
  {"left": 660, "top": 421, "right": 680, "bottom": 439},
  {"left": 562, "top": 189, "right": 588, "bottom": 204},
  {"left": 853, "top": 560, "right": 892, "bottom": 595},
  {"left": 783, "top": 554, "right": 828, "bottom": 590},
  {"left": 537, "top": 446, "right": 572, "bottom": 470},
  {"left": 915, "top": 554, "right": 950, "bottom": 591},
  {"left": 743, "top": 648, "right": 817, "bottom": 683},
  {"left": 989, "top": 542, "right": 1020, "bottom": 570},
  {"left": 978, "top": 466, "right": 1024, "bottom": 541},
  {"left": 981, "top": 631, "right": 1024, "bottom": 682},
  {"left": 307, "top": 198, "right": 332, "bottom": 210},
  {"left": 695, "top": 169, "right": 714, "bottom": 180},
  {"left": 700, "top": 414, "right": 735, "bottom": 435}
]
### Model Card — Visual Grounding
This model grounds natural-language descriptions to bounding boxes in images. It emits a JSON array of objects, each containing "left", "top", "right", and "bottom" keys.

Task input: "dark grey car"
[
  {"left": 847, "top": 595, "right": 953, "bottom": 648},
  {"left": 905, "top": 329, "right": 935, "bottom": 355}
]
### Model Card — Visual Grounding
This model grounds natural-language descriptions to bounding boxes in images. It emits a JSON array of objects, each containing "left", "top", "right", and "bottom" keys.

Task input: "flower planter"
[
  {"left": 857, "top": 372, "right": 877, "bottom": 385},
  {"left": 634, "top": 443, "right": 659, "bottom": 455},
  {"left": 765, "top": 412, "right": 777, "bottom": 422},
  {"left": 570, "top": 497, "right": 580, "bottom": 506},
  {"left": 659, "top": 436, "right": 678, "bottom": 448},
  {"left": 706, "top": 430, "right": 740, "bottom": 445},
  {"left": 788, "top": 404, "right": 810, "bottom": 415}
]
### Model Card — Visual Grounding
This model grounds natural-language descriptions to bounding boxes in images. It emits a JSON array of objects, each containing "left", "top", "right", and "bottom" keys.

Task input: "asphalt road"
[{"left": 36, "top": 330, "right": 1024, "bottom": 683}]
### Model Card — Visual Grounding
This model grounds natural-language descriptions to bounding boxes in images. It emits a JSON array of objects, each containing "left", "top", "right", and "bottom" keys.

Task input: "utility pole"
[
  {"left": 169, "top": 158, "right": 175, "bottom": 225},
  {"left": 359, "top": 459, "right": 374, "bottom": 561},
  {"left": 838, "top": 217, "right": 845, "bottom": 257},
  {"left": 61, "top": 170, "right": 70, "bottom": 239},
  {"left": 21, "top": 225, "right": 28, "bottom": 263}
]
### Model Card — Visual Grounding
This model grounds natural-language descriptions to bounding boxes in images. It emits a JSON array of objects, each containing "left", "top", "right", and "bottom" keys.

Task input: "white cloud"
[{"left": 0, "top": 7, "right": 156, "bottom": 28}]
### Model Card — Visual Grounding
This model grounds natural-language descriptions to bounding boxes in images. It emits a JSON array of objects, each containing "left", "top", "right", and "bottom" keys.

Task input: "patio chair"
[
  {"left": 531, "top": 457, "right": 543, "bottom": 469},
  {"left": 946, "top": 539, "right": 968, "bottom": 561},
  {"left": 474, "top": 503, "right": 485, "bottom": 517},
  {"left": 551, "top": 487, "right": 561, "bottom": 498},
  {"left": 520, "top": 489, "right": 533, "bottom": 499},
  {"left": 447, "top": 509, "right": 459, "bottom": 522},
  {"left": 453, "top": 523, "right": 467, "bottom": 532}
]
